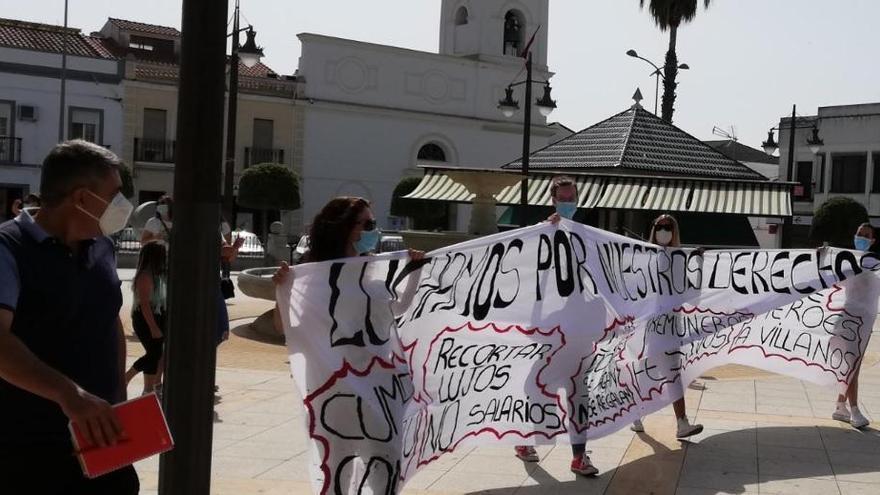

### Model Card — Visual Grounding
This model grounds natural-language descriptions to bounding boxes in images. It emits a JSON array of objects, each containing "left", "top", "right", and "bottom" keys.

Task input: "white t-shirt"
[{"left": 144, "top": 216, "right": 172, "bottom": 241}]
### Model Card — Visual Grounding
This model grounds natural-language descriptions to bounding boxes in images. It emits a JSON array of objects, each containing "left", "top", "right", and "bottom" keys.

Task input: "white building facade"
[
  {"left": 779, "top": 102, "right": 880, "bottom": 247},
  {"left": 0, "top": 19, "right": 123, "bottom": 221},
  {"left": 295, "top": 0, "right": 567, "bottom": 231}
]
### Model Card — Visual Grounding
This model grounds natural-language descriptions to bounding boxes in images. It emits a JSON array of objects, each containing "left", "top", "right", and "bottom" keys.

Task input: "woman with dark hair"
[
  {"left": 272, "top": 196, "right": 423, "bottom": 329},
  {"left": 630, "top": 214, "right": 704, "bottom": 438},
  {"left": 142, "top": 195, "right": 173, "bottom": 243},
  {"left": 125, "top": 240, "right": 168, "bottom": 395}
]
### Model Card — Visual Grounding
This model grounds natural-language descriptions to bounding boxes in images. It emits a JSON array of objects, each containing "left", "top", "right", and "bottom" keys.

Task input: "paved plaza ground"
[{"left": 121, "top": 272, "right": 880, "bottom": 495}]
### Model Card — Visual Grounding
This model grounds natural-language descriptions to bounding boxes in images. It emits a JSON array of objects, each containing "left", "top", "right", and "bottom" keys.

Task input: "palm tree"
[{"left": 639, "top": 0, "right": 711, "bottom": 123}]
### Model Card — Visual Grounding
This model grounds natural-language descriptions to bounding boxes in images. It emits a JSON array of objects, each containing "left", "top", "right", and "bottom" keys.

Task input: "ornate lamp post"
[
  {"left": 223, "top": 0, "right": 264, "bottom": 227},
  {"left": 497, "top": 37, "right": 557, "bottom": 227}
]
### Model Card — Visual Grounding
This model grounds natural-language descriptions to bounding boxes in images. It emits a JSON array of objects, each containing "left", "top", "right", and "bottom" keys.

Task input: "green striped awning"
[{"left": 404, "top": 169, "right": 792, "bottom": 217}]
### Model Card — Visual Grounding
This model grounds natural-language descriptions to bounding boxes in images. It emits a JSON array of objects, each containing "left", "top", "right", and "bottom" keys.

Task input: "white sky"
[{"left": 9, "top": 1, "right": 880, "bottom": 149}]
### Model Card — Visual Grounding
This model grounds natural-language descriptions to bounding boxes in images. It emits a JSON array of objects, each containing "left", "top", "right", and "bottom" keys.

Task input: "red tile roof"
[
  {"left": 107, "top": 18, "right": 180, "bottom": 38},
  {"left": 0, "top": 18, "right": 114, "bottom": 59}
]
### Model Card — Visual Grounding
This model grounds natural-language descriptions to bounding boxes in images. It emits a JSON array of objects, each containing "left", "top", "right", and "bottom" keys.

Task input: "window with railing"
[
  {"left": 0, "top": 137, "right": 22, "bottom": 163},
  {"left": 134, "top": 138, "right": 176, "bottom": 163},
  {"left": 244, "top": 147, "right": 284, "bottom": 168}
]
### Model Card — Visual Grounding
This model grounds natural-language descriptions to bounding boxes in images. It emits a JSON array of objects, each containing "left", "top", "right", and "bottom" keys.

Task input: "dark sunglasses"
[
  {"left": 358, "top": 219, "right": 377, "bottom": 231},
  {"left": 654, "top": 224, "right": 673, "bottom": 232}
]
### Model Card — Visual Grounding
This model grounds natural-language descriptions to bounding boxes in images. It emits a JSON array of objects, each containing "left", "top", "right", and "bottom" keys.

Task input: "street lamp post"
[
  {"left": 223, "top": 0, "right": 264, "bottom": 228},
  {"left": 626, "top": 49, "right": 688, "bottom": 116},
  {"left": 497, "top": 51, "right": 557, "bottom": 227},
  {"left": 761, "top": 105, "right": 823, "bottom": 248}
]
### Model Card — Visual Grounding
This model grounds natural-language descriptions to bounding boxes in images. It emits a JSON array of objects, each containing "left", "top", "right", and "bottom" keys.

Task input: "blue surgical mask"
[
  {"left": 555, "top": 202, "right": 577, "bottom": 220},
  {"left": 854, "top": 236, "right": 872, "bottom": 251},
  {"left": 354, "top": 229, "right": 380, "bottom": 254}
]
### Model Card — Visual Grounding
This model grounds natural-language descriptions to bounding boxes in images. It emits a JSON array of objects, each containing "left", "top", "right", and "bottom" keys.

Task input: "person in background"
[
  {"left": 125, "top": 241, "right": 168, "bottom": 396},
  {"left": 141, "top": 195, "right": 172, "bottom": 243},
  {"left": 11, "top": 194, "right": 42, "bottom": 218},
  {"left": 0, "top": 140, "right": 138, "bottom": 493},
  {"left": 832, "top": 222, "right": 874, "bottom": 428},
  {"left": 629, "top": 214, "right": 704, "bottom": 438},
  {"left": 515, "top": 176, "right": 599, "bottom": 477}
]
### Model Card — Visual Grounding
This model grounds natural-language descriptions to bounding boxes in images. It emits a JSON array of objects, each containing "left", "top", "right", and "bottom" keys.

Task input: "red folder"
[{"left": 69, "top": 393, "right": 174, "bottom": 478}]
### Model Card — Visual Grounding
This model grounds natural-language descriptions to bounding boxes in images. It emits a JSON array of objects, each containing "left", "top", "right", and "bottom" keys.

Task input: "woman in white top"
[{"left": 142, "top": 195, "right": 173, "bottom": 243}]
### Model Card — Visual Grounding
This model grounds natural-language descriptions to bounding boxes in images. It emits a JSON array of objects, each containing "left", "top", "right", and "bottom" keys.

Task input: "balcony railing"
[
  {"left": 0, "top": 137, "right": 22, "bottom": 163},
  {"left": 134, "top": 138, "right": 176, "bottom": 164},
  {"left": 244, "top": 147, "right": 284, "bottom": 168}
]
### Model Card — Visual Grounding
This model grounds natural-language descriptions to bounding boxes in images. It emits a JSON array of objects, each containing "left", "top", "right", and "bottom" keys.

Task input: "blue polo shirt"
[{"left": 0, "top": 210, "right": 123, "bottom": 447}]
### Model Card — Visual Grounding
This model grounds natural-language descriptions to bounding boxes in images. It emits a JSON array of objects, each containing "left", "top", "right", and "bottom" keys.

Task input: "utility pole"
[
  {"left": 58, "top": 0, "right": 68, "bottom": 142},
  {"left": 157, "top": 0, "right": 227, "bottom": 492}
]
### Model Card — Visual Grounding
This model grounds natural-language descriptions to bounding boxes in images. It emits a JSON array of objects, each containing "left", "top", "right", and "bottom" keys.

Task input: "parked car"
[{"left": 289, "top": 233, "right": 406, "bottom": 263}]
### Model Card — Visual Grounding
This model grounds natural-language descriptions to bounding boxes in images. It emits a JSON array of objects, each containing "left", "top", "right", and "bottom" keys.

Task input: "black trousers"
[
  {"left": 132, "top": 309, "right": 165, "bottom": 375},
  {"left": 0, "top": 444, "right": 139, "bottom": 495}
]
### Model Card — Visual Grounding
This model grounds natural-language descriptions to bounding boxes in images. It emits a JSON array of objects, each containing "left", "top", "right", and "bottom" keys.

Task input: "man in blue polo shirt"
[{"left": 0, "top": 140, "right": 139, "bottom": 494}]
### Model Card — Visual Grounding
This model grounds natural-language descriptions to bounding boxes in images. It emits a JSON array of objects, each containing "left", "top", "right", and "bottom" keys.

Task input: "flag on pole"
[{"left": 521, "top": 25, "right": 540, "bottom": 58}]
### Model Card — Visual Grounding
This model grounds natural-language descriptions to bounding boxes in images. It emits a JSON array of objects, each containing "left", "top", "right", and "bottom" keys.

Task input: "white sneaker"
[
  {"left": 832, "top": 404, "right": 851, "bottom": 422},
  {"left": 630, "top": 419, "right": 645, "bottom": 432},
  {"left": 676, "top": 419, "right": 703, "bottom": 438},
  {"left": 850, "top": 408, "right": 870, "bottom": 428}
]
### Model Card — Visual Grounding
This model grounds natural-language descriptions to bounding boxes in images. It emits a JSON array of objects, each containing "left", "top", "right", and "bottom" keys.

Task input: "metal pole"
[
  {"left": 58, "top": 0, "right": 68, "bottom": 142},
  {"left": 157, "top": 0, "right": 227, "bottom": 491},
  {"left": 781, "top": 104, "right": 796, "bottom": 248},
  {"left": 519, "top": 52, "right": 533, "bottom": 227},
  {"left": 222, "top": 0, "right": 241, "bottom": 227},
  {"left": 653, "top": 70, "right": 660, "bottom": 115}
]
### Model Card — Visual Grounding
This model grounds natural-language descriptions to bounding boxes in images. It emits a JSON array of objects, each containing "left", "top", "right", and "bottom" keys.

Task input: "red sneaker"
[
  {"left": 570, "top": 454, "right": 599, "bottom": 476},
  {"left": 514, "top": 445, "right": 539, "bottom": 462}
]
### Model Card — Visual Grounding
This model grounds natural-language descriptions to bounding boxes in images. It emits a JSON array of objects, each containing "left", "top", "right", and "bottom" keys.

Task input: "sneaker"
[
  {"left": 570, "top": 454, "right": 599, "bottom": 476},
  {"left": 832, "top": 403, "right": 851, "bottom": 422},
  {"left": 850, "top": 408, "right": 870, "bottom": 428},
  {"left": 630, "top": 419, "right": 645, "bottom": 432},
  {"left": 676, "top": 419, "right": 703, "bottom": 438},
  {"left": 514, "top": 445, "right": 539, "bottom": 462}
]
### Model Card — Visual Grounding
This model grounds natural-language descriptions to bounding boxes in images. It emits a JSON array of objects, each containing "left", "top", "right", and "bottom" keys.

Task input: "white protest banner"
[{"left": 276, "top": 220, "right": 880, "bottom": 494}]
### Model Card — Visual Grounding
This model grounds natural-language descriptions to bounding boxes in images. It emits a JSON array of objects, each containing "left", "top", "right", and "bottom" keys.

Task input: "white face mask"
[
  {"left": 156, "top": 204, "right": 169, "bottom": 219},
  {"left": 78, "top": 191, "right": 134, "bottom": 236},
  {"left": 655, "top": 230, "right": 673, "bottom": 246}
]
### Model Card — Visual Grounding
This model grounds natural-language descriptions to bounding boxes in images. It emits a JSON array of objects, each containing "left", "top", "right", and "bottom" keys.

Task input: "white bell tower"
[{"left": 439, "top": 0, "right": 550, "bottom": 70}]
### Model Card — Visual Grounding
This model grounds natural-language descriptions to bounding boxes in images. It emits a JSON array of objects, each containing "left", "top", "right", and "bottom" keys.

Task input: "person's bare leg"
[
  {"left": 125, "top": 366, "right": 139, "bottom": 385},
  {"left": 142, "top": 373, "right": 158, "bottom": 395},
  {"left": 673, "top": 397, "right": 703, "bottom": 438},
  {"left": 673, "top": 398, "right": 686, "bottom": 419},
  {"left": 847, "top": 370, "right": 859, "bottom": 407}
]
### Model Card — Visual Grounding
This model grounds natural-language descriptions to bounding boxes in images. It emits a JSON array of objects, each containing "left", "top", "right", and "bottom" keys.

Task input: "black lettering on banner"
[
  {"left": 791, "top": 253, "right": 815, "bottom": 294},
  {"left": 568, "top": 231, "right": 598, "bottom": 295},
  {"left": 730, "top": 252, "right": 751, "bottom": 295},
  {"left": 473, "top": 243, "right": 504, "bottom": 320},
  {"left": 554, "top": 231, "right": 575, "bottom": 297},
  {"left": 633, "top": 244, "right": 648, "bottom": 298},
  {"left": 770, "top": 252, "right": 791, "bottom": 294},
  {"left": 751, "top": 251, "right": 770, "bottom": 293},
  {"left": 328, "top": 263, "right": 365, "bottom": 347},
  {"left": 708, "top": 252, "right": 732, "bottom": 289},
  {"left": 670, "top": 250, "right": 689, "bottom": 294},
  {"left": 835, "top": 251, "right": 862, "bottom": 282},
  {"left": 334, "top": 455, "right": 400, "bottom": 495},
  {"left": 496, "top": 239, "right": 523, "bottom": 310},
  {"left": 536, "top": 234, "right": 552, "bottom": 301},
  {"left": 420, "top": 401, "right": 460, "bottom": 457}
]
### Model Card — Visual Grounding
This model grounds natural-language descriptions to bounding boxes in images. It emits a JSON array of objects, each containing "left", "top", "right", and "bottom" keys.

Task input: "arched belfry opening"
[{"left": 503, "top": 10, "right": 525, "bottom": 56}]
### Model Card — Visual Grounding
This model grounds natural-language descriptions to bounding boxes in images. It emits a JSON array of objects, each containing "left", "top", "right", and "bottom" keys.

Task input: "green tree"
[
  {"left": 810, "top": 197, "right": 868, "bottom": 248},
  {"left": 237, "top": 164, "right": 301, "bottom": 240},
  {"left": 639, "top": 0, "right": 711, "bottom": 123},
  {"left": 390, "top": 177, "right": 448, "bottom": 230}
]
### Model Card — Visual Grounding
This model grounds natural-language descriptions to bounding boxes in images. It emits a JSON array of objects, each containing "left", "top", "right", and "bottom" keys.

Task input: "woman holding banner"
[
  {"left": 831, "top": 222, "right": 875, "bottom": 428},
  {"left": 630, "top": 214, "right": 704, "bottom": 438}
]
